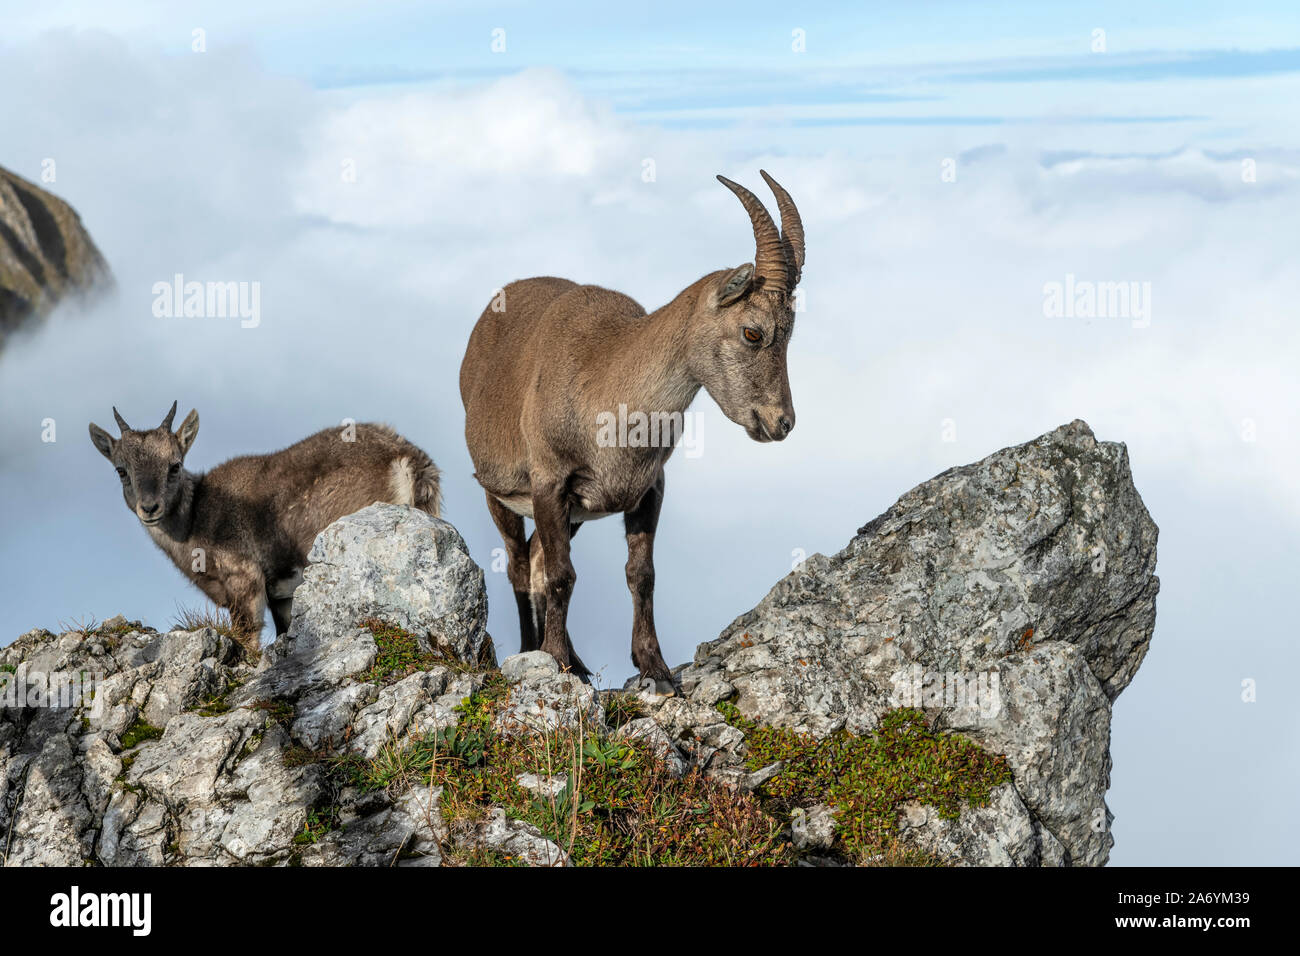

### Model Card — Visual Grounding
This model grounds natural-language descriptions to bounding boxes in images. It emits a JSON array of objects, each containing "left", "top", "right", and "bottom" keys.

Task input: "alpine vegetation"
[
  {"left": 88, "top": 403, "right": 441, "bottom": 654},
  {"left": 460, "top": 170, "right": 804, "bottom": 690}
]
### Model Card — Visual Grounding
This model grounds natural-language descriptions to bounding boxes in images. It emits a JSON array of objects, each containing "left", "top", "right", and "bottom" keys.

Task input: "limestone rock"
[
  {"left": 453, "top": 808, "right": 569, "bottom": 867},
  {"left": 677, "top": 421, "right": 1157, "bottom": 865}
]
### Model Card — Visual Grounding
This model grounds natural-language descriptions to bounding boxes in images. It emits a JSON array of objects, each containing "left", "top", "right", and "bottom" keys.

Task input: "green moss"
[
  {"left": 716, "top": 702, "right": 1012, "bottom": 864},
  {"left": 356, "top": 618, "right": 445, "bottom": 685},
  {"left": 0, "top": 663, "right": 16, "bottom": 675},
  {"left": 118, "top": 719, "right": 164, "bottom": 750},
  {"left": 357, "top": 617, "right": 496, "bottom": 685}
]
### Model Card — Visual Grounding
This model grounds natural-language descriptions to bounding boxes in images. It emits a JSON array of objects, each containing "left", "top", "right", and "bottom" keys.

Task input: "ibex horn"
[
  {"left": 112, "top": 407, "right": 131, "bottom": 433},
  {"left": 716, "top": 174, "right": 791, "bottom": 295},
  {"left": 759, "top": 169, "right": 805, "bottom": 286},
  {"left": 160, "top": 400, "right": 178, "bottom": 431}
]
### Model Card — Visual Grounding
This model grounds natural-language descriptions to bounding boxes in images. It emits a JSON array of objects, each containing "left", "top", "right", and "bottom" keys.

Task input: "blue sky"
[
  {"left": 1, "top": 2, "right": 1298, "bottom": 866},
  {"left": 10, "top": 1, "right": 1300, "bottom": 111}
]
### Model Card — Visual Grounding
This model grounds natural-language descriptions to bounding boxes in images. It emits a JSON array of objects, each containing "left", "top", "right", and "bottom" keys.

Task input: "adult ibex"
[
  {"left": 460, "top": 171, "right": 804, "bottom": 690},
  {"left": 89, "top": 403, "right": 441, "bottom": 655}
]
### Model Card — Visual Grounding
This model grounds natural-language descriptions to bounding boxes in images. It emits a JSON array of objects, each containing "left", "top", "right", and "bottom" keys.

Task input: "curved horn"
[
  {"left": 160, "top": 400, "right": 178, "bottom": 431},
  {"left": 716, "top": 174, "right": 790, "bottom": 295},
  {"left": 112, "top": 407, "right": 131, "bottom": 433},
  {"left": 759, "top": 169, "right": 805, "bottom": 285}
]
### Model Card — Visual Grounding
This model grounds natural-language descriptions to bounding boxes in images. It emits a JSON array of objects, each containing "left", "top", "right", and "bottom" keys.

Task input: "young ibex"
[
  {"left": 89, "top": 403, "right": 441, "bottom": 655},
  {"left": 460, "top": 171, "right": 804, "bottom": 690}
]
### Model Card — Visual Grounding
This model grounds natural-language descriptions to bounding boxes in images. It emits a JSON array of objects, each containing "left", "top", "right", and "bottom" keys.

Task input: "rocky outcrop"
[
  {"left": 0, "top": 507, "right": 493, "bottom": 866},
  {"left": 0, "top": 164, "right": 112, "bottom": 344},
  {"left": 670, "top": 419, "right": 1158, "bottom": 865},
  {"left": 0, "top": 422, "right": 1157, "bottom": 866}
]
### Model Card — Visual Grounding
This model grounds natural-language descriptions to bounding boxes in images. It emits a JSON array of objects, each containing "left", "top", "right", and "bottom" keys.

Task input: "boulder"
[{"left": 676, "top": 420, "right": 1158, "bottom": 865}]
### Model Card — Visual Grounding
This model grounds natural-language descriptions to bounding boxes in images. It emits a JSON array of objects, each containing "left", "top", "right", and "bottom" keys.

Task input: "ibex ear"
[
  {"left": 176, "top": 409, "right": 200, "bottom": 455},
  {"left": 717, "top": 263, "right": 755, "bottom": 307},
  {"left": 89, "top": 423, "right": 116, "bottom": 460}
]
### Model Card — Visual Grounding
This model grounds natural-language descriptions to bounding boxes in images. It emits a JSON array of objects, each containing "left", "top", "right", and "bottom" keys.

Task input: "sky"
[{"left": 1, "top": 1, "right": 1297, "bottom": 866}]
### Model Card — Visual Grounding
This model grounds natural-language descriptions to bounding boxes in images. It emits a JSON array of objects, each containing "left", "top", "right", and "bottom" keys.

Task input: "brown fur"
[
  {"left": 459, "top": 172, "right": 805, "bottom": 685},
  {"left": 89, "top": 403, "right": 441, "bottom": 654}
]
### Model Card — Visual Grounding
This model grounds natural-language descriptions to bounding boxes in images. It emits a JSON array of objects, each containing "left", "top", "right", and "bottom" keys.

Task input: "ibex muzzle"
[{"left": 460, "top": 171, "right": 805, "bottom": 689}]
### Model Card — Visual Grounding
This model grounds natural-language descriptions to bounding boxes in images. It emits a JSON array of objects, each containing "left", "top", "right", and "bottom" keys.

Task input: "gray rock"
[
  {"left": 300, "top": 787, "right": 444, "bottom": 867},
  {"left": 892, "top": 787, "right": 1037, "bottom": 865},
  {"left": 678, "top": 420, "right": 1157, "bottom": 866},
  {"left": 791, "top": 804, "right": 837, "bottom": 850},
  {"left": 516, "top": 773, "right": 568, "bottom": 798},
  {"left": 613, "top": 717, "right": 687, "bottom": 776},
  {"left": 493, "top": 670, "right": 605, "bottom": 737},
  {"left": 291, "top": 682, "right": 377, "bottom": 752},
  {"left": 500, "top": 651, "right": 560, "bottom": 684},
  {"left": 347, "top": 668, "right": 487, "bottom": 760},
  {"left": 454, "top": 808, "right": 569, "bottom": 867},
  {"left": 289, "top": 503, "right": 494, "bottom": 671}
]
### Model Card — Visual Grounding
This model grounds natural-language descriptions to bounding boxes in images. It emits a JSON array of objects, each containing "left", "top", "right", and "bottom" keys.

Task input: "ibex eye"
[
  {"left": 743, "top": 327, "right": 762, "bottom": 344},
  {"left": 169, "top": 462, "right": 181, "bottom": 475}
]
